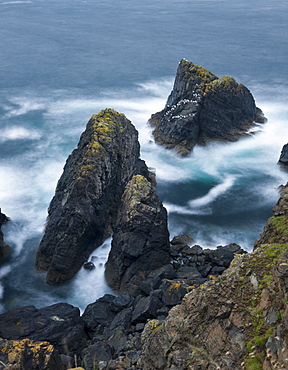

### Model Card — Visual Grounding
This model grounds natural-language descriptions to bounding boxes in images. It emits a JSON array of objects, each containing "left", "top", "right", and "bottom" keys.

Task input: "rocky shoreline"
[
  {"left": 0, "top": 236, "right": 246, "bottom": 370},
  {"left": 1, "top": 61, "right": 287, "bottom": 369}
]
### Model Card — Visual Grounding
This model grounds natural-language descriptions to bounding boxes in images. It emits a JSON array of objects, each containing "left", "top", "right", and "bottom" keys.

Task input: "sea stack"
[
  {"left": 105, "top": 175, "right": 170, "bottom": 296},
  {"left": 36, "top": 109, "right": 153, "bottom": 284},
  {"left": 149, "top": 59, "right": 266, "bottom": 156}
]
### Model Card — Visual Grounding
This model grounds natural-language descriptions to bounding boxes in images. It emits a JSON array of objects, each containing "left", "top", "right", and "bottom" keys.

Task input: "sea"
[{"left": 0, "top": 0, "right": 287, "bottom": 313}]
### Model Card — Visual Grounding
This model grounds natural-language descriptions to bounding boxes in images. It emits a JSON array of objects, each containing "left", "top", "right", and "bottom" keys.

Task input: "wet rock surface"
[{"left": 149, "top": 59, "right": 266, "bottom": 156}]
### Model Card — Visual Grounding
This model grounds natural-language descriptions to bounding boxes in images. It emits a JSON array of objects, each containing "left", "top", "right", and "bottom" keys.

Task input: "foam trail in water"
[
  {"left": 0, "top": 126, "right": 41, "bottom": 142},
  {"left": 164, "top": 203, "right": 212, "bottom": 215},
  {"left": 71, "top": 238, "right": 114, "bottom": 311},
  {"left": 188, "top": 176, "right": 236, "bottom": 208}
]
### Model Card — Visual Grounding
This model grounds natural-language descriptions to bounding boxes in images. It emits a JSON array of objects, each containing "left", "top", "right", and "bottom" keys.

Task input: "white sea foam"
[
  {"left": 188, "top": 176, "right": 236, "bottom": 208},
  {"left": 164, "top": 202, "right": 212, "bottom": 216},
  {"left": 71, "top": 239, "right": 114, "bottom": 311},
  {"left": 3, "top": 97, "right": 46, "bottom": 117},
  {"left": 1, "top": 1, "right": 33, "bottom": 4},
  {"left": 0, "top": 126, "right": 41, "bottom": 142}
]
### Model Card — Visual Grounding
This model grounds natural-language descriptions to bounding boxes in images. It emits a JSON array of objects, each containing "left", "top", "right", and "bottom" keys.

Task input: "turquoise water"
[{"left": 0, "top": 0, "right": 287, "bottom": 312}]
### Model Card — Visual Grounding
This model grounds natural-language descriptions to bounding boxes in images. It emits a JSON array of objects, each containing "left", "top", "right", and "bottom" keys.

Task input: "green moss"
[
  {"left": 245, "top": 355, "right": 263, "bottom": 370},
  {"left": 266, "top": 216, "right": 288, "bottom": 243}
]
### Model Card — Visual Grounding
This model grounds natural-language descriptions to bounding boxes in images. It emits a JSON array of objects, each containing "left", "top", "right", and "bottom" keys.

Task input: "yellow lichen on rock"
[{"left": 0, "top": 337, "right": 63, "bottom": 369}]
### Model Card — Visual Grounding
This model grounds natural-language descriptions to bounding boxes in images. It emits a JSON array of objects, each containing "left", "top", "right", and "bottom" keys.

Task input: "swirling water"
[{"left": 0, "top": 0, "right": 287, "bottom": 312}]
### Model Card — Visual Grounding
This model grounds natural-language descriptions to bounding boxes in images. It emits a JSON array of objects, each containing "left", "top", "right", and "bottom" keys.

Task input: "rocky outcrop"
[
  {"left": 149, "top": 59, "right": 266, "bottom": 156},
  {"left": 0, "top": 303, "right": 85, "bottom": 357},
  {"left": 36, "top": 109, "right": 153, "bottom": 284},
  {"left": 105, "top": 175, "right": 170, "bottom": 296},
  {"left": 0, "top": 209, "right": 9, "bottom": 262},
  {"left": 139, "top": 184, "right": 288, "bottom": 370},
  {"left": 278, "top": 143, "right": 288, "bottom": 165},
  {"left": 0, "top": 239, "right": 249, "bottom": 370},
  {"left": 0, "top": 338, "right": 65, "bottom": 370}
]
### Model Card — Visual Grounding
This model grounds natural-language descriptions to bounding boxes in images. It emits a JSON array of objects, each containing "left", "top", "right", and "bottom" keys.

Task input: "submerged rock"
[
  {"left": 149, "top": 59, "right": 266, "bottom": 156},
  {"left": 36, "top": 108, "right": 152, "bottom": 284},
  {"left": 105, "top": 175, "right": 170, "bottom": 296}
]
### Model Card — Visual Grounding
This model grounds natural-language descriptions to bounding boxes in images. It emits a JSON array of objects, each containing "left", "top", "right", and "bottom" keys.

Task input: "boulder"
[
  {"left": 0, "top": 209, "right": 10, "bottom": 262},
  {"left": 149, "top": 59, "right": 266, "bottom": 156},
  {"left": 35, "top": 109, "right": 153, "bottom": 284},
  {"left": 0, "top": 303, "right": 85, "bottom": 356},
  {"left": 105, "top": 175, "right": 170, "bottom": 296},
  {"left": 81, "top": 342, "right": 113, "bottom": 370},
  {"left": 279, "top": 143, "right": 288, "bottom": 165},
  {"left": 82, "top": 294, "right": 116, "bottom": 338}
]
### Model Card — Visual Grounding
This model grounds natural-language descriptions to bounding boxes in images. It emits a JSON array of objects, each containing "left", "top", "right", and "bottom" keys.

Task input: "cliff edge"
[
  {"left": 149, "top": 59, "right": 266, "bottom": 156},
  {"left": 139, "top": 184, "right": 288, "bottom": 370}
]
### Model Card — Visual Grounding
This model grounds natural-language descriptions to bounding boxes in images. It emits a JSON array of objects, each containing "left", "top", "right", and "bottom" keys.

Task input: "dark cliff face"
[
  {"left": 35, "top": 108, "right": 152, "bottom": 284},
  {"left": 150, "top": 59, "right": 266, "bottom": 156},
  {"left": 105, "top": 175, "right": 170, "bottom": 296}
]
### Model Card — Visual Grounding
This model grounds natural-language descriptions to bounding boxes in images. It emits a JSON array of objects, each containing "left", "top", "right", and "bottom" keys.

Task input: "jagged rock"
[
  {"left": 160, "top": 279, "right": 194, "bottom": 306},
  {"left": 105, "top": 175, "right": 170, "bottom": 296},
  {"left": 81, "top": 342, "right": 113, "bottom": 370},
  {"left": 110, "top": 292, "right": 135, "bottom": 313},
  {"left": 36, "top": 108, "right": 153, "bottom": 284},
  {"left": 139, "top": 185, "right": 288, "bottom": 370},
  {"left": 139, "top": 264, "right": 177, "bottom": 295},
  {"left": 0, "top": 209, "right": 10, "bottom": 262},
  {"left": 149, "top": 59, "right": 266, "bottom": 156},
  {"left": 82, "top": 294, "right": 116, "bottom": 338},
  {"left": 0, "top": 337, "right": 65, "bottom": 370},
  {"left": 131, "top": 291, "right": 162, "bottom": 323},
  {"left": 0, "top": 303, "right": 85, "bottom": 356},
  {"left": 279, "top": 143, "right": 288, "bottom": 165}
]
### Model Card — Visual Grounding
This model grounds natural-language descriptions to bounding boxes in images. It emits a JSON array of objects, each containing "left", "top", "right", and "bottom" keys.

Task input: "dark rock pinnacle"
[
  {"left": 35, "top": 108, "right": 153, "bottom": 284},
  {"left": 149, "top": 59, "right": 266, "bottom": 156}
]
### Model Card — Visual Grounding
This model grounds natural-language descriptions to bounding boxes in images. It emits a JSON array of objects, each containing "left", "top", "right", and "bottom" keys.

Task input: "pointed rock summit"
[
  {"left": 150, "top": 59, "right": 266, "bottom": 156},
  {"left": 36, "top": 108, "right": 153, "bottom": 284}
]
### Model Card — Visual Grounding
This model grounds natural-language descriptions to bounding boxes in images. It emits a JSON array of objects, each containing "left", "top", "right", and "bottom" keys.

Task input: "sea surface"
[{"left": 0, "top": 0, "right": 287, "bottom": 312}]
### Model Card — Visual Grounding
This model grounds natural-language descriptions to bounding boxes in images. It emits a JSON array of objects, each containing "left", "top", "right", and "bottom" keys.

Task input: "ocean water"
[{"left": 0, "top": 0, "right": 287, "bottom": 312}]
